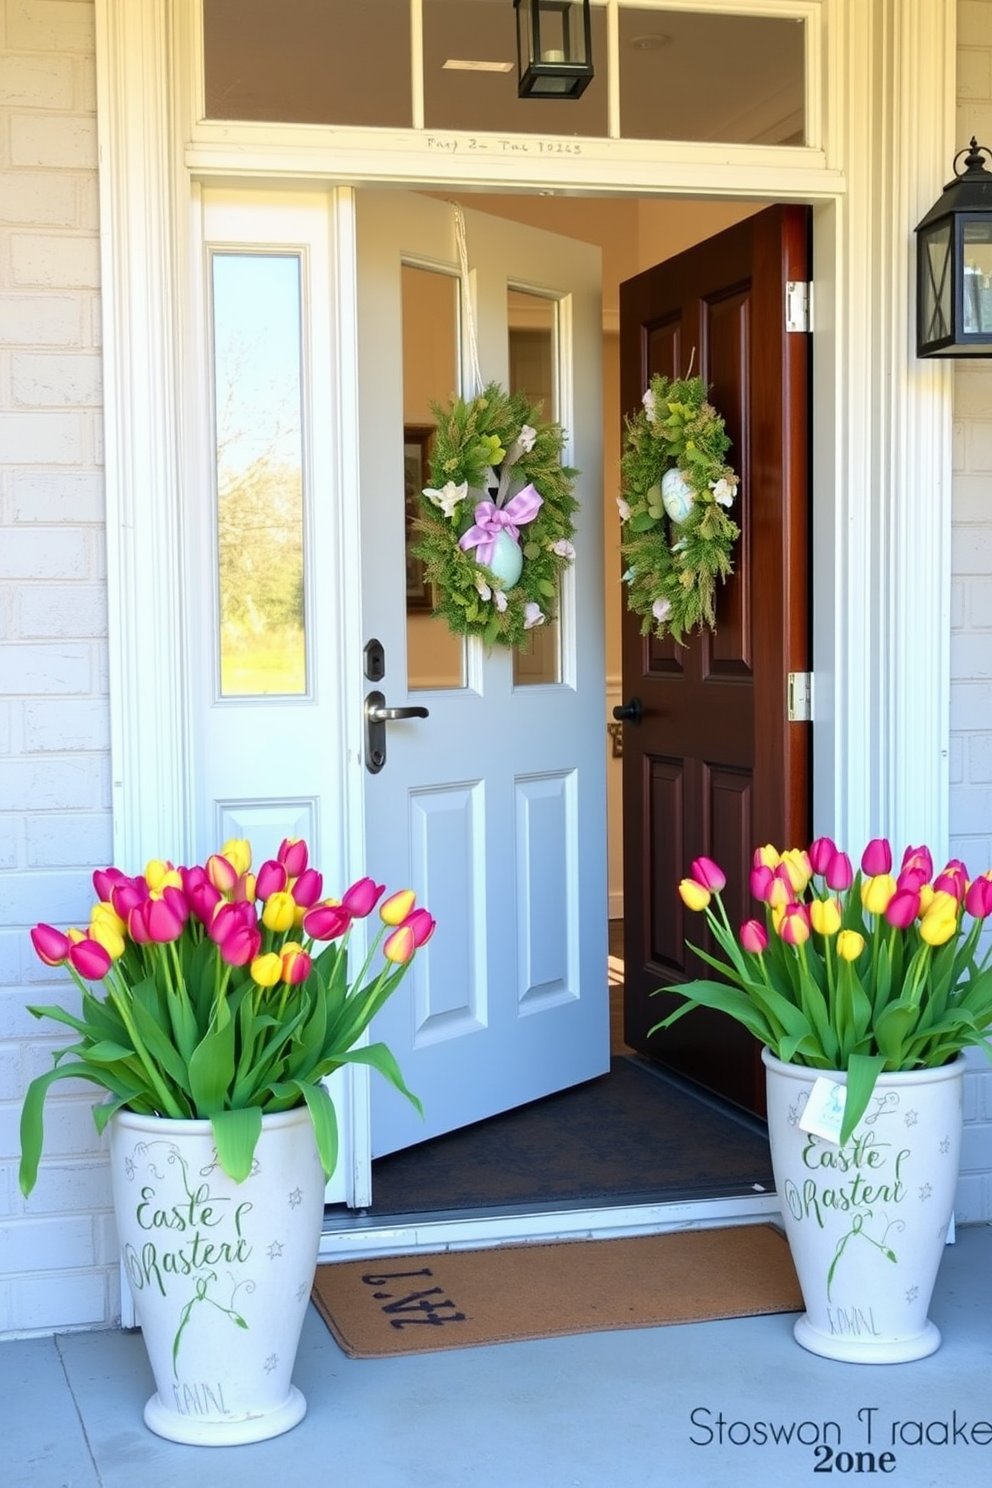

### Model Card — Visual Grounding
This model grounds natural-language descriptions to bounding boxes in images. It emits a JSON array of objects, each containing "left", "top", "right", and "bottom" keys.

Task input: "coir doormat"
[{"left": 311, "top": 1224, "right": 802, "bottom": 1357}]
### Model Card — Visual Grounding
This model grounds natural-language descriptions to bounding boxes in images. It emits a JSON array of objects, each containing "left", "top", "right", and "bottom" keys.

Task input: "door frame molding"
[{"left": 93, "top": 0, "right": 956, "bottom": 1181}]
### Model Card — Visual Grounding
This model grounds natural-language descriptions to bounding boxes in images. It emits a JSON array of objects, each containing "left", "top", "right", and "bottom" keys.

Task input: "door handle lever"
[
  {"left": 366, "top": 699, "right": 430, "bottom": 723},
  {"left": 364, "top": 690, "right": 430, "bottom": 774}
]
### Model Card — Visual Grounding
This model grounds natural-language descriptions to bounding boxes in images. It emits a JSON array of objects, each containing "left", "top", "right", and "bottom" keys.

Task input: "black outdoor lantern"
[
  {"left": 915, "top": 138, "right": 992, "bottom": 357},
  {"left": 514, "top": 0, "right": 593, "bottom": 99}
]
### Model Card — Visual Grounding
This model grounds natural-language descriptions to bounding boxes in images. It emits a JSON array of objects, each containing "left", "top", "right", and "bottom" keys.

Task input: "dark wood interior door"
[{"left": 619, "top": 205, "right": 811, "bottom": 1117}]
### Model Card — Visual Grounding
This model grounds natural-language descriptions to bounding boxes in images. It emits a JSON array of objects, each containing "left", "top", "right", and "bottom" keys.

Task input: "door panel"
[
  {"left": 357, "top": 191, "right": 608, "bottom": 1158},
  {"left": 620, "top": 205, "right": 811, "bottom": 1116}
]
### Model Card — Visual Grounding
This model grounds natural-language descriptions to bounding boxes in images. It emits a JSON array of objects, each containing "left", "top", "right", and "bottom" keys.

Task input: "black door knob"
[{"left": 612, "top": 697, "right": 643, "bottom": 725}]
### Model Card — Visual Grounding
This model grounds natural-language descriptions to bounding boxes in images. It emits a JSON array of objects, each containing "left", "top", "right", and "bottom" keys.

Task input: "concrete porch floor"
[{"left": 4, "top": 1222, "right": 991, "bottom": 1488}]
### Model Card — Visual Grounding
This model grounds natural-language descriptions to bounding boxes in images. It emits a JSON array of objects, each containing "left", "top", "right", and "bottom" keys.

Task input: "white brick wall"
[
  {"left": 949, "top": 0, "right": 992, "bottom": 1223},
  {"left": 0, "top": 0, "right": 116, "bottom": 1335}
]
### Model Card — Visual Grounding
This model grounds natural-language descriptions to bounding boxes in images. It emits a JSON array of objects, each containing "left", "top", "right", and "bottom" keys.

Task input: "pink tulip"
[
  {"left": 278, "top": 838, "right": 309, "bottom": 878},
  {"left": 861, "top": 838, "right": 893, "bottom": 876},
  {"left": 690, "top": 856, "right": 726, "bottom": 893},
  {"left": 146, "top": 894, "right": 187, "bottom": 943},
  {"left": 291, "top": 868, "right": 323, "bottom": 909},
  {"left": 219, "top": 924, "right": 262, "bottom": 967},
  {"left": 885, "top": 888, "right": 921, "bottom": 929},
  {"left": 302, "top": 902, "right": 352, "bottom": 941},
  {"left": 807, "top": 837, "right": 838, "bottom": 876},
  {"left": 965, "top": 876, "right": 992, "bottom": 919},
  {"left": 110, "top": 877, "right": 145, "bottom": 919},
  {"left": 255, "top": 859, "right": 288, "bottom": 901},
  {"left": 750, "top": 864, "right": 775, "bottom": 903},
  {"left": 896, "top": 866, "right": 929, "bottom": 893},
  {"left": 92, "top": 866, "right": 129, "bottom": 902},
  {"left": 208, "top": 900, "right": 258, "bottom": 948},
  {"left": 31, "top": 923, "right": 71, "bottom": 966},
  {"left": 127, "top": 905, "right": 151, "bottom": 945},
  {"left": 342, "top": 877, "right": 385, "bottom": 918},
  {"left": 935, "top": 860, "right": 968, "bottom": 902},
  {"left": 901, "top": 845, "right": 934, "bottom": 881},
  {"left": 825, "top": 851, "right": 853, "bottom": 892},
  {"left": 68, "top": 936, "right": 112, "bottom": 980},
  {"left": 402, "top": 907, "right": 436, "bottom": 947},
  {"left": 383, "top": 925, "right": 416, "bottom": 965},
  {"left": 740, "top": 919, "right": 768, "bottom": 954},
  {"left": 183, "top": 870, "right": 221, "bottom": 925}
]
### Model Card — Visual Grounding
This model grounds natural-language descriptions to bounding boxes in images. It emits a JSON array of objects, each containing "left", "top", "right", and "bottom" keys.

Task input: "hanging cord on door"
[{"left": 453, "top": 204, "right": 485, "bottom": 398}]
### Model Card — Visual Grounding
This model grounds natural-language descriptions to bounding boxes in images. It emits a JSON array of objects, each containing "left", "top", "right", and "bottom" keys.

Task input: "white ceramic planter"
[
  {"left": 109, "top": 1106, "right": 326, "bottom": 1444},
  {"left": 763, "top": 1048, "right": 965, "bottom": 1364}
]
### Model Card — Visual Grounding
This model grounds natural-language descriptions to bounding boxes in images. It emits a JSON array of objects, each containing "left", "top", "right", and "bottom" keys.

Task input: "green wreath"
[
  {"left": 618, "top": 373, "right": 740, "bottom": 645},
  {"left": 412, "top": 382, "right": 579, "bottom": 650}
]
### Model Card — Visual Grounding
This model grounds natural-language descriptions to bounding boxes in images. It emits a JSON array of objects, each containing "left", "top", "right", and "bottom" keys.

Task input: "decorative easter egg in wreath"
[
  {"left": 660, "top": 467, "right": 695, "bottom": 524},
  {"left": 618, "top": 372, "right": 741, "bottom": 645}
]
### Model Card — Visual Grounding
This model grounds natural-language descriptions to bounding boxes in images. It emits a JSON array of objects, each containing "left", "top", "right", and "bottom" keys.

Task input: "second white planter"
[{"left": 763, "top": 1048, "right": 965, "bottom": 1363}]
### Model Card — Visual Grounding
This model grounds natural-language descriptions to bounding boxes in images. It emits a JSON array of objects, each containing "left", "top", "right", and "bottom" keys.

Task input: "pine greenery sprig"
[
  {"left": 412, "top": 382, "right": 579, "bottom": 651},
  {"left": 618, "top": 373, "right": 740, "bottom": 644}
]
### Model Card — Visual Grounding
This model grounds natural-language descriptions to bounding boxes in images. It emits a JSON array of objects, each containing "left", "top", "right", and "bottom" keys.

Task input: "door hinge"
[
  {"left": 786, "top": 281, "right": 811, "bottom": 333},
  {"left": 788, "top": 671, "right": 813, "bottom": 722}
]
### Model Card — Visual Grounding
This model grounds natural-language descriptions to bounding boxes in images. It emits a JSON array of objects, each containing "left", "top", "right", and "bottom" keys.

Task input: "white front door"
[{"left": 356, "top": 191, "right": 609, "bottom": 1157}]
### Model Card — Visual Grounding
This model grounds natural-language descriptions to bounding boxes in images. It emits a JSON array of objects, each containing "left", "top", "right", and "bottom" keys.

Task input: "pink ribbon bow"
[{"left": 458, "top": 484, "right": 543, "bottom": 566}]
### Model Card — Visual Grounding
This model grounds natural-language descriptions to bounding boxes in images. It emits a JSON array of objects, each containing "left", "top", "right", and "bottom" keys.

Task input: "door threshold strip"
[{"left": 316, "top": 1190, "right": 783, "bottom": 1264}]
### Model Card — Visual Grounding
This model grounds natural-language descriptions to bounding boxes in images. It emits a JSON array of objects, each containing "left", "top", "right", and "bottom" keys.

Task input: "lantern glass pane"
[
  {"left": 920, "top": 223, "right": 953, "bottom": 348},
  {"left": 962, "top": 221, "right": 992, "bottom": 335}
]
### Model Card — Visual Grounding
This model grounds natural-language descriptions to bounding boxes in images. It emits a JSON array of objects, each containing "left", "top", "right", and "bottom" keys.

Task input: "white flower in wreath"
[
  {"left": 518, "top": 424, "right": 537, "bottom": 453},
  {"left": 709, "top": 477, "right": 737, "bottom": 508},
  {"left": 551, "top": 538, "right": 576, "bottom": 561},
  {"left": 523, "top": 601, "right": 545, "bottom": 630},
  {"left": 642, "top": 387, "right": 656, "bottom": 423},
  {"left": 653, "top": 598, "right": 672, "bottom": 623},
  {"left": 424, "top": 480, "right": 467, "bottom": 520},
  {"left": 494, "top": 589, "right": 508, "bottom": 613},
  {"left": 475, "top": 574, "right": 492, "bottom": 601},
  {"left": 617, "top": 497, "right": 631, "bottom": 521}
]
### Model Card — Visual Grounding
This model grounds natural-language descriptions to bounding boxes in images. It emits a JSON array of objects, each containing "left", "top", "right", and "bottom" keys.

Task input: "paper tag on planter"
[{"left": 799, "top": 1076, "right": 847, "bottom": 1144}]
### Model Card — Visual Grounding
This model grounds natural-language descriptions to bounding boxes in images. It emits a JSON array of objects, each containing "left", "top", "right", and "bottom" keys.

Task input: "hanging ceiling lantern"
[
  {"left": 915, "top": 138, "right": 992, "bottom": 357},
  {"left": 514, "top": 0, "right": 594, "bottom": 100}
]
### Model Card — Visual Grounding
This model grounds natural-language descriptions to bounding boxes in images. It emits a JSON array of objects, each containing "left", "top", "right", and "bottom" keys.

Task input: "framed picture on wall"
[{"left": 404, "top": 426, "right": 434, "bottom": 610}]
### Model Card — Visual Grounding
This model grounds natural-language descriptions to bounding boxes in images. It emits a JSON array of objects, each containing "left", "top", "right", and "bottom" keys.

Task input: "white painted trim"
[{"left": 316, "top": 1191, "right": 784, "bottom": 1263}]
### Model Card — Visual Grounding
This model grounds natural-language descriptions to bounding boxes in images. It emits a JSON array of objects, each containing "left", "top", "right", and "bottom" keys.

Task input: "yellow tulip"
[
  {"left": 91, "top": 901, "right": 126, "bottom": 938},
  {"left": 261, "top": 890, "right": 296, "bottom": 933},
  {"left": 918, "top": 883, "right": 935, "bottom": 915},
  {"left": 780, "top": 849, "right": 813, "bottom": 894},
  {"left": 89, "top": 917, "right": 125, "bottom": 960},
  {"left": 222, "top": 838, "right": 252, "bottom": 877},
  {"left": 919, "top": 891, "right": 959, "bottom": 947},
  {"left": 810, "top": 897, "right": 842, "bottom": 936},
  {"left": 861, "top": 873, "right": 897, "bottom": 916},
  {"left": 836, "top": 929, "right": 865, "bottom": 961},
  {"left": 145, "top": 859, "right": 181, "bottom": 892},
  {"left": 753, "top": 844, "right": 781, "bottom": 870},
  {"left": 678, "top": 879, "right": 711, "bottom": 912},
  {"left": 250, "top": 952, "right": 282, "bottom": 988}
]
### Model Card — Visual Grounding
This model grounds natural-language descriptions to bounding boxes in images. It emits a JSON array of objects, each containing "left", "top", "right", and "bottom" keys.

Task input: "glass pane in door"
[
  {"left": 509, "top": 288, "right": 561, "bottom": 686},
  {"left": 402, "top": 262, "right": 466, "bottom": 690},
  {"left": 212, "top": 253, "right": 307, "bottom": 697}
]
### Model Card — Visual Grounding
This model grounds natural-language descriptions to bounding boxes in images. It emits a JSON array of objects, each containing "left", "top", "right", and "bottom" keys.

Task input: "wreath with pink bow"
[{"left": 412, "top": 382, "right": 579, "bottom": 650}]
